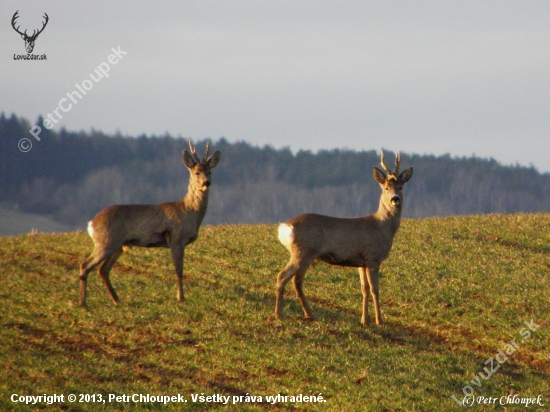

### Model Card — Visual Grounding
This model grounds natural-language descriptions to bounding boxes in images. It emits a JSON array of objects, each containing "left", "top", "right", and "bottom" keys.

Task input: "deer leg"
[
  {"left": 275, "top": 261, "right": 299, "bottom": 321},
  {"left": 79, "top": 248, "right": 111, "bottom": 308},
  {"left": 79, "top": 261, "right": 93, "bottom": 309},
  {"left": 98, "top": 248, "right": 123, "bottom": 305},
  {"left": 366, "top": 266, "right": 384, "bottom": 326},
  {"left": 359, "top": 267, "right": 370, "bottom": 327},
  {"left": 170, "top": 245, "right": 185, "bottom": 302},
  {"left": 275, "top": 256, "right": 314, "bottom": 321},
  {"left": 293, "top": 268, "right": 314, "bottom": 320}
]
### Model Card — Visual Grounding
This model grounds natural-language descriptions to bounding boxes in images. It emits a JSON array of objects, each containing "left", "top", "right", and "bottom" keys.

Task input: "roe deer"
[
  {"left": 275, "top": 151, "right": 413, "bottom": 327},
  {"left": 79, "top": 140, "right": 221, "bottom": 308}
]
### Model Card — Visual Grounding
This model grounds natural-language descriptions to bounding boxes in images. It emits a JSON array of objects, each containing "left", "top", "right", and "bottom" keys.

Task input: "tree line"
[{"left": 1, "top": 113, "right": 549, "bottom": 229}]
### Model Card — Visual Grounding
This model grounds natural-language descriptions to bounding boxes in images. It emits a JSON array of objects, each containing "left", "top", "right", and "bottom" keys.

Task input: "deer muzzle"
[
  {"left": 390, "top": 195, "right": 401, "bottom": 206},
  {"left": 25, "top": 41, "right": 35, "bottom": 53}
]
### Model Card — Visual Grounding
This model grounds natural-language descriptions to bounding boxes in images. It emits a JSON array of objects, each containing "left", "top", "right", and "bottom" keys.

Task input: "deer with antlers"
[
  {"left": 275, "top": 151, "right": 413, "bottom": 327},
  {"left": 79, "top": 141, "right": 221, "bottom": 308},
  {"left": 11, "top": 11, "right": 49, "bottom": 54}
]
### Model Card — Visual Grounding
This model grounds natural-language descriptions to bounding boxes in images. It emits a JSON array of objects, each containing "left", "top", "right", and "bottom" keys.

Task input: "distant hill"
[
  {"left": 1, "top": 112, "right": 550, "bottom": 235},
  {"left": 0, "top": 206, "right": 75, "bottom": 236}
]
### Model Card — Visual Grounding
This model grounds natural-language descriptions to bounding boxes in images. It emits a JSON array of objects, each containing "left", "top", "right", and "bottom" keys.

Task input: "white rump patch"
[
  {"left": 87, "top": 221, "right": 94, "bottom": 238},
  {"left": 278, "top": 223, "right": 295, "bottom": 250}
]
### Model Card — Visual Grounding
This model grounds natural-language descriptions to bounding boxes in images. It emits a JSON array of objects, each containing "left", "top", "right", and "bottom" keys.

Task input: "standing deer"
[
  {"left": 79, "top": 141, "right": 221, "bottom": 308},
  {"left": 275, "top": 151, "right": 413, "bottom": 327}
]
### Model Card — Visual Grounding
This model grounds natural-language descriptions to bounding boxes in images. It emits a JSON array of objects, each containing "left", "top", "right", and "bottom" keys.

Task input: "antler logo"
[{"left": 11, "top": 10, "right": 49, "bottom": 54}]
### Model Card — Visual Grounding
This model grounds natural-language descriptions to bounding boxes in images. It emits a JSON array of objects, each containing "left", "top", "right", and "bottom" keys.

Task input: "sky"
[{"left": 2, "top": 1, "right": 550, "bottom": 172}]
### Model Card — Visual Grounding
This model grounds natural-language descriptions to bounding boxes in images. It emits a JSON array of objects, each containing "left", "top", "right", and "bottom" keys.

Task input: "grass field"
[{"left": 0, "top": 214, "right": 548, "bottom": 411}]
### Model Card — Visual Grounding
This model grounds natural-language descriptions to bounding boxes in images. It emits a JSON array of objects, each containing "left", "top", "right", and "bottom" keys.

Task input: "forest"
[{"left": 1, "top": 112, "right": 550, "bottom": 230}]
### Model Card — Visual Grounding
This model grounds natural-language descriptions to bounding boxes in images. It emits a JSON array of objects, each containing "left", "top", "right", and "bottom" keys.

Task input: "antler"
[
  {"left": 188, "top": 140, "right": 212, "bottom": 163},
  {"left": 380, "top": 151, "right": 391, "bottom": 174},
  {"left": 31, "top": 13, "right": 49, "bottom": 39},
  {"left": 11, "top": 11, "right": 49, "bottom": 39},
  {"left": 188, "top": 140, "right": 200, "bottom": 163},
  {"left": 202, "top": 142, "right": 210, "bottom": 163},
  {"left": 394, "top": 151, "right": 401, "bottom": 175},
  {"left": 11, "top": 11, "right": 25, "bottom": 36},
  {"left": 380, "top": 150, "right": 401, "bottom": 175}
]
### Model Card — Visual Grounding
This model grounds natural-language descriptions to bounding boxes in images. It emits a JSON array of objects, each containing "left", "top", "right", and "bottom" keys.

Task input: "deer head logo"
[{"left": 11, "top": 11, "right": 49, "bottom": 54}]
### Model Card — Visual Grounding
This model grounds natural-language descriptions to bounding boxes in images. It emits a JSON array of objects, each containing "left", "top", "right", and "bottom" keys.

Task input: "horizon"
[
  {"left": 3, "top": 2, "right": 550, "bottom": 172},
  {"left": 4, "top": 111, "right": 545, "bottom": 175}
]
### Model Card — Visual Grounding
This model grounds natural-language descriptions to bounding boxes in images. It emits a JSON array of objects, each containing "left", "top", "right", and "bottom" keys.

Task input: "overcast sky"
[{"left": 2, "top": 1, "right": 550, "bottom": 172}]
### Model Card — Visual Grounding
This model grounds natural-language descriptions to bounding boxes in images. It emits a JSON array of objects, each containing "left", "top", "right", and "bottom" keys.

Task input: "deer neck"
[
  {"left": 182, "top": 182, "right": 209, "bottom": 224},
  {"left": 374, "top": 197, "right": 402, "bottom": 237}
]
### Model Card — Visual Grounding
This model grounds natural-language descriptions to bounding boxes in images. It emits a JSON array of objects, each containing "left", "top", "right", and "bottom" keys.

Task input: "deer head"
[
  {"left": 182, "top": 140, "right": 221, "bottom": 192},
  {"left": 12, "top": 11, "right": 49, "bottom": 54},
  {"left": 373, "top": 151, "right": 413, "bottom": 213}
]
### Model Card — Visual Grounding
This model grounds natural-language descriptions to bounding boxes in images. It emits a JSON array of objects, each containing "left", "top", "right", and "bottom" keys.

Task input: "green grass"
[{"left": 1, "top": 214, "right": 548, "bottom": 411}]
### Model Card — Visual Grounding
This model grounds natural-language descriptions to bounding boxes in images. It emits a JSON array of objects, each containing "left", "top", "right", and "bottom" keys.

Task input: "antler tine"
[
  {"left": 188, "top": 139, "right": 200, "bottom": 162},
  {"left": 12, "top": 10, "right": 18, "bottom": 27},
  {"left": 35, "top": 13, "right": 49, "bottom": 36},
  {"left": 380, "top": 150, "right": 391, "bottom": 174},
  {"left": 11, "top": 11, "right": 25, "bottom": 36},
  {"left": 202, "top": 141, "right": 210, "bottom": 163},
  {"left": 394, "top": 151, "right": 401, "bottom": 175}
]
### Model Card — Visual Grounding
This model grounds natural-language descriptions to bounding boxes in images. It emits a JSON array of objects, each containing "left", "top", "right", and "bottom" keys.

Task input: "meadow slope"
[{"left": 0, "top": 214, "right": 548, "bottom": 411}]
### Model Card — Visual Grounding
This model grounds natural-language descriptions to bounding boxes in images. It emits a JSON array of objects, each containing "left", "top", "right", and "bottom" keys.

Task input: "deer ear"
[
  {"left": 399, "top": 167, "right": 413, "bottom": 184},
  {"left": 372, "top": 167, "right": 386, "bottom": 184},
  {"left": 182, "top": 150, "right": 196, "bottom": 169},
  {"left": 207, "top": 151, "right": 221, "bottom": 169}
]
